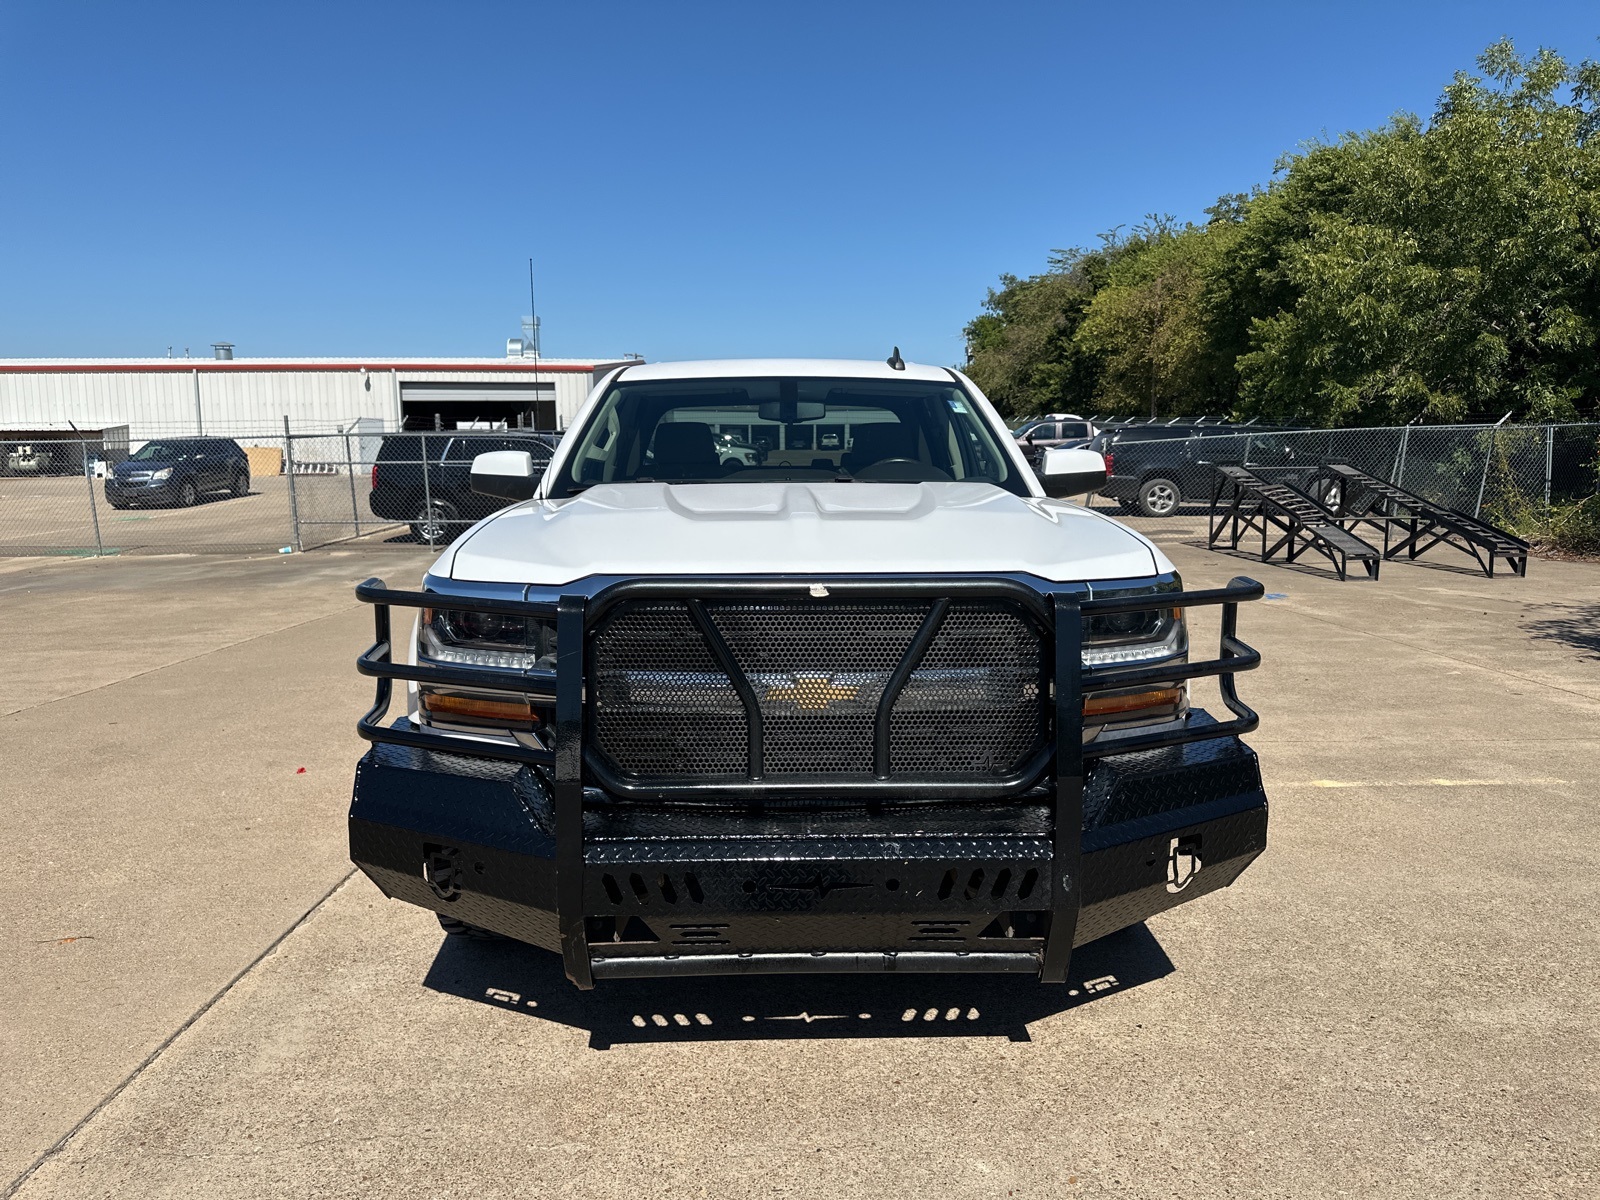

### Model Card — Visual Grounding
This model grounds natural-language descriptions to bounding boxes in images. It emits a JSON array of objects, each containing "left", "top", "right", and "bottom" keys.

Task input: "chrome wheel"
[
  {"left": 411, "top": 500, "right": 458, "bottom": 544},
  {"left": 1138, "top": 478, "right": 1180, "bottom": 517}
]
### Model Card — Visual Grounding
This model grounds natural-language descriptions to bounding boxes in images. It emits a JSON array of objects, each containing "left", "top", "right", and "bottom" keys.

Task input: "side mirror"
[
  {"left": 1039, "top": 446, "right": 1108, "bottom": 498},
  {"left": 470, "top": 450, "right": 538, "bottom": 501}
]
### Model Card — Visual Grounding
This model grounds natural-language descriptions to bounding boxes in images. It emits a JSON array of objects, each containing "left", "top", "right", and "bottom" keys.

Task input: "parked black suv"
[
  {"left": 104, "top": 437, "right": 250, "bottom": 509},
  {"left": 1091, "top": 425, "right": 1297, "bottom": 517},
  {"left": 369, "top": 431, "right": 558, "bottom": 542}
]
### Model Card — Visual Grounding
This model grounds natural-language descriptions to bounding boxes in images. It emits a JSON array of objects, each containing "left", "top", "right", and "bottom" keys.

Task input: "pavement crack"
[{"left": 1, "top": 869, "right": 359, "bottom": 1200}]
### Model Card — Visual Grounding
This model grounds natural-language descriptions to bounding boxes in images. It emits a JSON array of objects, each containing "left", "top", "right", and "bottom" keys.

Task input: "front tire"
[
  {"left": 1136, "top": 477, "right": 1181, "bottom": 518},
  {"left": 230, "top": 468, "right": 249, "bottom": 497},
  {"left": 410, "top": 498, "right": 459, "bottom": 544},
  {"left": 178, "top": 480, "right": 200, "bottom": 508}
]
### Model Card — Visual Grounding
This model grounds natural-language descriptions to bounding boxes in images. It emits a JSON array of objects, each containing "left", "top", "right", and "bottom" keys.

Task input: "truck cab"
[{"left": 349, "top": 358, "right": 1267, "bottom": 988}]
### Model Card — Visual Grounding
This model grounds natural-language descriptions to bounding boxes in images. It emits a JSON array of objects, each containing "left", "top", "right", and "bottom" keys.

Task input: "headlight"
[
  {"left": 419, "top": 607, "right": 557, "bottom": 671},
  {"left": 151, "top": 467, "right": 173, "bottom": 481},
  {"left": 416, "top": 606, "right": 557, "bottom": 734},
  {"left": 1080, "top": 582, "right": 1188, "bottom": 729},
  {"left": 1081, "top": 606, "right": 1186, "bottom": 665}
]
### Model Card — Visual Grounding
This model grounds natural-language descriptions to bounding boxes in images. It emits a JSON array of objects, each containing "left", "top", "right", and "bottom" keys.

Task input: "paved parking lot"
[
  {"left": 2, "top": 525, "right": 1596, "bottom": 1198},
  {"left": 0, "top": 474, "right": 420, "bottom": 554}
]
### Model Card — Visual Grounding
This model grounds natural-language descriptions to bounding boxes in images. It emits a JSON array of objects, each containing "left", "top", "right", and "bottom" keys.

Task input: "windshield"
[
  {"left": 551, "top": 375, "right": 1026, "bottom": 497},
  {"left": 129, "top": 442, "right": 182, "bottom": 461}
]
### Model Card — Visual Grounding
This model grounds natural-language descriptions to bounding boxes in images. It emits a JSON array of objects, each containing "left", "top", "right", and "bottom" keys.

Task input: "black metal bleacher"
[
  {"left": 1208, "top": 464, "right": 1384, "bottom": 581},
  {"left": 1312, "top": 463, "right": 1529, "bottom": 578}
]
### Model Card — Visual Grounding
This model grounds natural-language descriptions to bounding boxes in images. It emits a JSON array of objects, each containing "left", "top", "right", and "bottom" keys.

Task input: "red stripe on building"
[{"left": 0, "top": 362, "right": 600, "bottom": 374}]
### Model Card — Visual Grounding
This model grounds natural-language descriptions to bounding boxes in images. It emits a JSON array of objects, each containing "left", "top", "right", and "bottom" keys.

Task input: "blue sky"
[{"left": 1, "top": 2, "right": 1596, "bottom": 364}]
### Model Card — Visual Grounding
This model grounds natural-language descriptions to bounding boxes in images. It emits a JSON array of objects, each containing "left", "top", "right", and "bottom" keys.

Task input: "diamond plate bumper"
[{"left": 350, "top": 722, "right": 1267, "bottom": 982}]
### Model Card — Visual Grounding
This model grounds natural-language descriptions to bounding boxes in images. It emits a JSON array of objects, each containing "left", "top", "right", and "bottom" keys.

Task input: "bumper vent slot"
[
  {"left": 601, "top": 871, "right": 706, "bottom": 908},
  {"left": 670, "top": 923, "right": 730, "bottom": 946},
  {"left": 911, "top": 920, "right": 971, "bottom": 942}
]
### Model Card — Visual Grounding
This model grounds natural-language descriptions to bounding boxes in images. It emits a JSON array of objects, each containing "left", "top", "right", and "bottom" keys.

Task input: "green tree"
[
  {"left": 962, "top": 245, "right": 1114, "bottom": 421},
  {"left": 1235, "top": 42, "right": 1600, "bottom": 425},
  {"left": 1073, "top": 216, "right": 1243, "bottom": 419},
  {"left": 966, "top": 40, "right": 1600, "bottom": 427}
]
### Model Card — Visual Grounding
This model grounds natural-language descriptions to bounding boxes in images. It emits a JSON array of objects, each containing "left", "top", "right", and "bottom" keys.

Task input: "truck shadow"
[{"left": 421, "top": 923, "right": 1173, "bottom": 1049}]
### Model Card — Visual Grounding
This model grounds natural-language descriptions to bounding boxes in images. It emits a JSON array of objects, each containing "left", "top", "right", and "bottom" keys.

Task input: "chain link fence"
[
  {"left": 1, "top": 418, "right": 1595, "bottom": 556},
  {"left": 1086, "top": 420, "right": 1599, "bottom": 531},
  {"left": 0, "top": 424, "right": 558, "bottom": 556}
]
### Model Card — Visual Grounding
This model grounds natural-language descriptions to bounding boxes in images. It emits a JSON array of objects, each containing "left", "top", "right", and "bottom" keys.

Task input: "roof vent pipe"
[{"left": 211, "top": 343, "right": 234, "bottom": 360}]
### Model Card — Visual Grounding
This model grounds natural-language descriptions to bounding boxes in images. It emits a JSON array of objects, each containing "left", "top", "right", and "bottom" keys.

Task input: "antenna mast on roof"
[{"left": 524, "top": 258, "right": 541, "bottom": 366}]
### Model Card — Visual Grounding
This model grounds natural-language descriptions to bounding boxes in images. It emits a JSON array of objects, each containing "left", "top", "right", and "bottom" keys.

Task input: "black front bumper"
[
  {"left": 105, "top": 478, "right": 184, "bottom": 505},
  {"left": 349, "top": 573, "right": 1267, "bottom": 988},
  {"left": 351, "top": 722, "right": 1265, "bottom": 980}
]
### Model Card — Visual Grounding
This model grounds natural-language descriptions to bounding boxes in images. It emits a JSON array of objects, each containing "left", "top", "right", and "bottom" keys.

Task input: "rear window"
[{"left": 445, "top": 435, "right": 555, "bottom": 462}]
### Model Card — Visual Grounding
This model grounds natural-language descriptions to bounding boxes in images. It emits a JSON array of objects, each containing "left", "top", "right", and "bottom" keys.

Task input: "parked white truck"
[{"left": 350, "top": 357, "right": 1266, "bottom": 988}]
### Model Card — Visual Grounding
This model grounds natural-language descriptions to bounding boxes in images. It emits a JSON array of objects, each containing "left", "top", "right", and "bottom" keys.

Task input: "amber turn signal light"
[
  {"left": 419, "top": 692, "right": 537, "bottom": 723},
  {"left": 1082, "top": 687, "right": 1184, "bottom": 719}
]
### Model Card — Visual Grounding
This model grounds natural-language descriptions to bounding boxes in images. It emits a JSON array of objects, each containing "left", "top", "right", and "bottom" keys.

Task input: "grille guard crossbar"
[{"left": 354, "top": 572, "right": 1263, "bottom": 987}]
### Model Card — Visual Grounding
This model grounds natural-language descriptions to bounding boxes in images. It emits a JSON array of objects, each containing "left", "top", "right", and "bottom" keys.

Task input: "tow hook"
[
  {"left": 1166, "top": 836, "right": 1202, "bottom": 893},
  {"left": 423, "top": 843, "right": 462, "bottom": 901}
]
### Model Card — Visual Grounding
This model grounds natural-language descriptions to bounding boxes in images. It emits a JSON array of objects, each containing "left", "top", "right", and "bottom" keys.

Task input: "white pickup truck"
[{"left": 350, "top": 357, "right": 1266, "bottom": 988}]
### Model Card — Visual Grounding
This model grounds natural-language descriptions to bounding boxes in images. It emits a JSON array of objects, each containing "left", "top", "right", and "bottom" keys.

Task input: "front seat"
[
  {"left": 649, "top": 422, "right": 720, "bottom": 480},
  {"left": 843, "top": 423, "right": 917, "bottom": 474}
]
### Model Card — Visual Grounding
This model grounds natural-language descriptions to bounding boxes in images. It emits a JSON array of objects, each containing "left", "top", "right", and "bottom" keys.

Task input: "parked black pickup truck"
[
  {"left": 1091, "top": 425, "right": 1298, "bottom": 517},
  {"left": 368, "top": 431, "right": 558, "bottom": 542}
]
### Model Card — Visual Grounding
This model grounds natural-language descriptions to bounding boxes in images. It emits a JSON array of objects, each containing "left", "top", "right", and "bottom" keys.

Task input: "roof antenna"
[{"left": 886, "top": 345, "right": 905, "bottom": 370}]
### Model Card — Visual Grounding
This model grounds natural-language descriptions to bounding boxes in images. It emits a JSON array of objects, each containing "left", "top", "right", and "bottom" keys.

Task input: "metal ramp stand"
[
  {"left": 1312, "top": 463, "right": 1529, "bottom": 578},
  {"left": 1208, "top": 464, "right": 1383, "bottom": 581}
]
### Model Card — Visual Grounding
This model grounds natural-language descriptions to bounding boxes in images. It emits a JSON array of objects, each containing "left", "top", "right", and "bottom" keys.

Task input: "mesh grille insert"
[
  {"left": 890, "top": 603, "right": 1042, "bottom": 776},
  {"left": 589, "top": 597, "right": 1046, "bottom": 785},
  {"left": 591, "top": 602, "right": 747, "bottom": 777},
  {"left": 715, "top": 602, "right": 923, "bottom": 776}
]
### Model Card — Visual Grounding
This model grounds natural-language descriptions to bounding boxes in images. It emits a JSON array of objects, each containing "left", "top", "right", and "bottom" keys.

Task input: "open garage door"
[{"left": 399, "top": 382, "right": 556, "bottom": 431}]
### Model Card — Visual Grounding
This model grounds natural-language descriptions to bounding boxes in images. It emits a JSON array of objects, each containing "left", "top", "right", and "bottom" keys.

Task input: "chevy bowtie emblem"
[{"left": 764, "top": 674, "right": 859, "bottom": 710}]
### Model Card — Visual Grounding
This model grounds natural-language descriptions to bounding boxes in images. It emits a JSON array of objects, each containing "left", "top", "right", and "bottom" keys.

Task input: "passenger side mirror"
[
  {"left": 470, "top": 450, "right": 538, "bottom": 501},
  {"left": 1039, "top": 446, "right": 1108, "bottom": 499}
]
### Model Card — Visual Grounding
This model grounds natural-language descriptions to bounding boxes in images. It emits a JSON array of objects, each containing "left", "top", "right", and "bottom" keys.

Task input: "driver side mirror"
[
  {"left": 1039, "top": 446, "right": 1107, "bottom": 498},
  {"left": 470, "top": 450, "right": 538, "bottom": 501}
]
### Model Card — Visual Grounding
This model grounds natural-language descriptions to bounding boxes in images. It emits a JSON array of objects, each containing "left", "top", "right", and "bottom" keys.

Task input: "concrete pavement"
[
  {"left": 2, "top": 531, "right": 1596, "bottom": 1198},
  {"left": 0, "top": 549, "right": 432, "bottom": 1187}
]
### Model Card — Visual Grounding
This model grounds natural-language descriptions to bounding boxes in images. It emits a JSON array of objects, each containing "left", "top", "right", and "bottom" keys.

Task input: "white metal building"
[{"left": 0, "top": 347, "right": 637, "bottom": 436}]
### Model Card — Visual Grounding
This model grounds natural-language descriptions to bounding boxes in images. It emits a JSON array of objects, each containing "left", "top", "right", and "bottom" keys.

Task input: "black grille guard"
[
  {"left": 355, "top": 576, "right": 1264, "bottom": 787},
  {"left": 355, "top": 573, "right": 1261, "bottom": 986}
]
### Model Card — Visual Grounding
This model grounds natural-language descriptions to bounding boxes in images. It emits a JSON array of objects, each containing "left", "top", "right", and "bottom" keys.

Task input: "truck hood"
[{"left": 441, "top": 481, "right": 1167, "bottom": 585}]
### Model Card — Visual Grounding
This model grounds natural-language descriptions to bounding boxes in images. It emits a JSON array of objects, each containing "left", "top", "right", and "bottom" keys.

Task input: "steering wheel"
[{"left": 855, "top": 457, "right": 953, "bottom": 482}]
